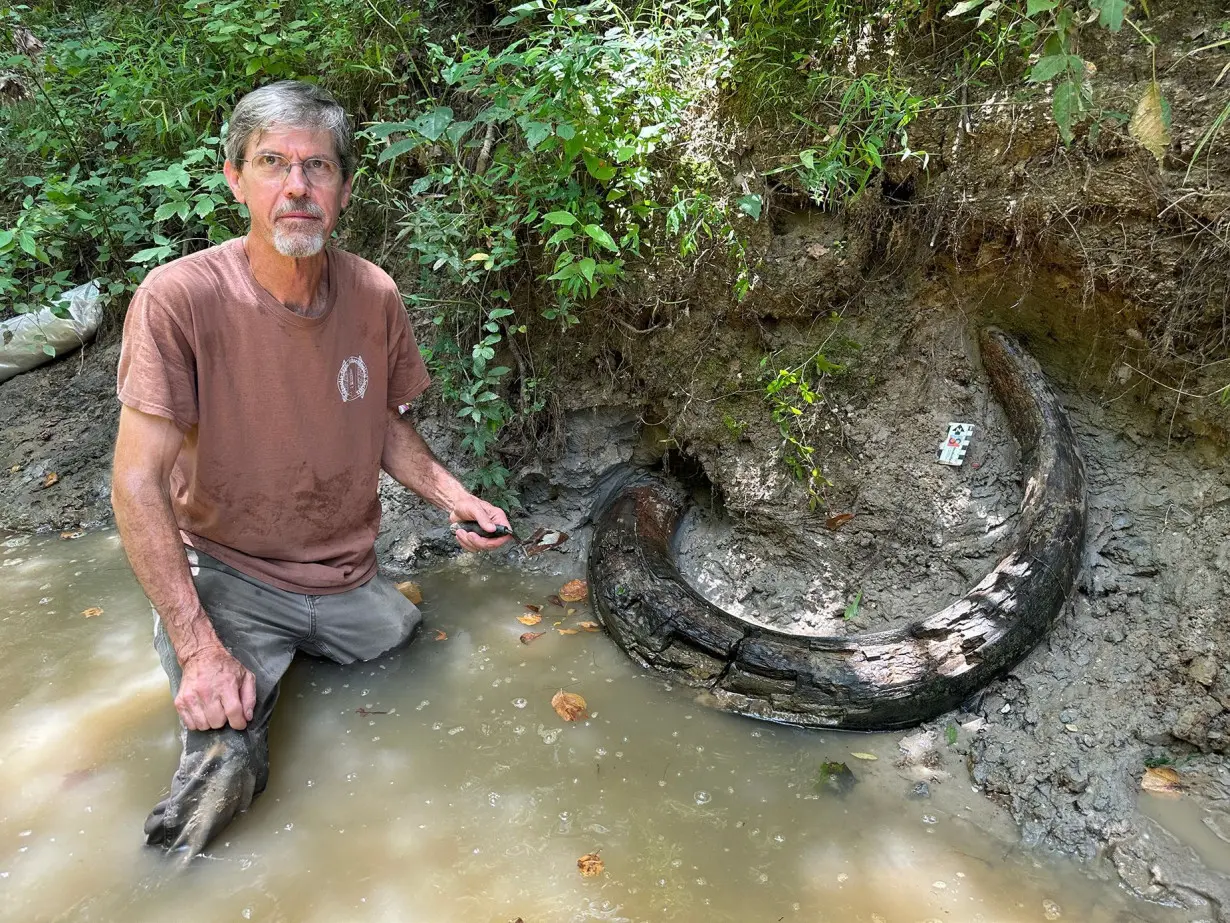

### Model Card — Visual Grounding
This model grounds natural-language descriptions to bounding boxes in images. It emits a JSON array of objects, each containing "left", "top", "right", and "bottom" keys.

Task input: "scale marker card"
[{"left": 937, "top": 423, "right": 974, "bottom": 466}]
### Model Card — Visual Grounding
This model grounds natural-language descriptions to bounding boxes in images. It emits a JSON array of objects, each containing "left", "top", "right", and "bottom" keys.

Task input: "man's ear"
[
  {"left": 339, "top": 173, "right": 353, "bottom": 211},
  {"left": 222, "top": 160, "right": 247, "bottom": 205}
]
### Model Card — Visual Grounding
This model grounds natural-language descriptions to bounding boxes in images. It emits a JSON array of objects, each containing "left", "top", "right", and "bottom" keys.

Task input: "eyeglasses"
[{"left": 239, "top": 153, "right": 343, "bottom": 184}]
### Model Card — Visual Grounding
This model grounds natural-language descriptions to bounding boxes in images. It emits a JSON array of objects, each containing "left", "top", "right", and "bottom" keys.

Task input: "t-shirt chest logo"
[{"left": 337, "top": 355, "right": 369, "bottom": 402}]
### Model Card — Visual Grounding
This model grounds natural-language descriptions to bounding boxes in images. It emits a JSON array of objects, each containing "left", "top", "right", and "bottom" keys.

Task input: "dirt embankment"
[{"left": 2, "top": 4, "right": 1228, "bottom": 914}]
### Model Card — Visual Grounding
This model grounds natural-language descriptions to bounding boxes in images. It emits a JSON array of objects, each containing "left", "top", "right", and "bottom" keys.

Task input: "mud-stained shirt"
[{"left": 116, "top": 237, "right": 430, "bottom": 594}]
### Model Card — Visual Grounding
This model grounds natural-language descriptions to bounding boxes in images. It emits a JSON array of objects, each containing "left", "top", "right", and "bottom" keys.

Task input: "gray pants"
[{"left": 145, "top": 547, "right": 421, "bottom": 856}]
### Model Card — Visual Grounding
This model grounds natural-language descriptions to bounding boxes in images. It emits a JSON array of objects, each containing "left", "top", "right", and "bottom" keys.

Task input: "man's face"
[{"left": 223, "top": 127, "right": 352, "bottom": 259}]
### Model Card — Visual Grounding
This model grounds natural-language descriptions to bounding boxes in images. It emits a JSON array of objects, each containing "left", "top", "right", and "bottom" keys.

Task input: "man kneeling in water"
[{"left": 111, "top": 80, "right": 511, "bottom": 855}]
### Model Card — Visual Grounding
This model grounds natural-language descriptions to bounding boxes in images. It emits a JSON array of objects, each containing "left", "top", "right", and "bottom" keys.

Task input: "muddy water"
[{"left": 0, "top": 532, "right": 1197, "bottom": 923}]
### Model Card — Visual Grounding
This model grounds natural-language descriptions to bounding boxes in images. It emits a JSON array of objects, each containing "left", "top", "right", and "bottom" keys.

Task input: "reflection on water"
[{"left": 0, "top": 532, "right": 1195, "bottom": 922}]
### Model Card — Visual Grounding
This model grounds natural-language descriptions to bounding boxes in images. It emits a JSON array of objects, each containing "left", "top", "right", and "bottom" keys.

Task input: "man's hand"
[
  {"left": 449, "top": 495, "right": 514, "bottom": 553},
  {"left": 175, "top": 643, "right": 257, "bottom": 731}
]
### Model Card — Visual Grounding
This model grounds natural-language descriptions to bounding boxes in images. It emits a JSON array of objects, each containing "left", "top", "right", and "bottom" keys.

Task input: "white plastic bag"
[{"left": 0, "top": 280, "right": 103, "bottom": 384}]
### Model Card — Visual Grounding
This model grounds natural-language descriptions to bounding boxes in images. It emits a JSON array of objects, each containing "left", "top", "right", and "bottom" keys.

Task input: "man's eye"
[
  {"left": 305, "top": 159, "right": 326, "bottom": 171},
  {"left": 256, "top": 154, "right": 283, "bottom": 168}
]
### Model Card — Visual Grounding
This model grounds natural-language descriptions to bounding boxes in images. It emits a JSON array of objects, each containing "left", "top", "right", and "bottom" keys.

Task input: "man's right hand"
[{"left": 175, "top": 643, "right": 257, "bottom": 731}]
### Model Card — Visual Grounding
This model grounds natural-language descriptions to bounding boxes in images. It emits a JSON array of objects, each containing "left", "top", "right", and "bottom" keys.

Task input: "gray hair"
[{"left": 225, "top": 80, "right": 355, "bottom": 179}]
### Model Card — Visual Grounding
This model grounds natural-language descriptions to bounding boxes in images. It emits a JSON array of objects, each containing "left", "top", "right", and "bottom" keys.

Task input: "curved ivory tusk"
[{"left": 587, "top": 328, "right": 1087, "bottom": 730}]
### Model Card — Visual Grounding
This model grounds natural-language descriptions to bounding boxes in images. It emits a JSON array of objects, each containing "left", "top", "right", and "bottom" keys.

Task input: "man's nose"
[{"left": 282, "top": 163, "right": 310, "bottom": 196}]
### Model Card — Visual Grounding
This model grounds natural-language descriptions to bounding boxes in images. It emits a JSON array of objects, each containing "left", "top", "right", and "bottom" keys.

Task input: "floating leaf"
[
  {"left": 517, "top": 613, "right": 542, "bottom": 626},
  {"left": 558, "top": 628, "right": 579, "bottom": 635},
  {"left": 566, "top": 608, "right": 576, "bottom": 616},
  {"left": 523, "top": 528, "right": 569, "bottom": 556},
  {"left": 1141, "top": 766, "right": 1182, "bottom": 794},
  {"left": 578, "top": 622, "right": 601, "bottom": 632},
  {"left": 395, "top": 581, "right": 423, "bottom": 605},
  {"left": 1130, "top": 81, "right": 1171, "bottom": 165},
  {"left": 42, "top": 472, "right": 59, "bottom": 488},
  {"left": 559, "top": 579, "right": 588, "bottom": 602},
  {"left": 524, "top": 603, "right": 543, "bottom": 614},
  {"left": 552, "top": 690, "right": 588, "bottom": 721},
  {"left": 577, "top": 852, "right": 604, "bottom": 877},
  {"left": 547, "top": 594, "right": 565, "bottom": 608},
  {"left": 433, "top": 629, "right": 448, "bottom": 641},
  {"left": 825, "top": 513, "right": 855, "bottom": 530},
  {"left": 519, "top": 631, "right": 546, "bottom": 644},
  {"left": 850, "top": 751, "right": 878, "bottom": 761},
  {"left": 60, "top": 530, "right": 84, "bottom": 540},
  {"left": 81, "top": 607, "right": 103, "bottom": 618}
]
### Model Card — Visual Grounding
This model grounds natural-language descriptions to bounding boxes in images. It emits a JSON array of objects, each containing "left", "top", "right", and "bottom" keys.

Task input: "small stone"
[
  {"left": 1102, "top": 626, "right": 1127, "bottom": 644},
  {"left": 909, "top": 781, "right": 931, "bottom": 799},
  {"left": 1190, "top": 656, "right": 1218, "bottom": 687},
  {"left": 1043, "top": 898, "right": 1062, "bottom": 919}
]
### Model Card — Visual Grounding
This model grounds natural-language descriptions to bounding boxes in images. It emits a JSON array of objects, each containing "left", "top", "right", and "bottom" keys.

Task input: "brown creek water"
[{"left": 0, "top": 530, "right": 1202, "bottom": 923}]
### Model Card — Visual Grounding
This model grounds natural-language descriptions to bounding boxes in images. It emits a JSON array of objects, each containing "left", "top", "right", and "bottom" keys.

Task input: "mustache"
[{"left": 274, "top": 198, "right": 325, "bottom": 219}]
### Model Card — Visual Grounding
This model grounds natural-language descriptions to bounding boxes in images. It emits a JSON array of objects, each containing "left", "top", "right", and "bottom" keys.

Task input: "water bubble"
[
  {"left": 558, "top": 812, "right": 572, "bottom": 834},
  {"left": 448, "top": 726, "right": 465, "bottom": 736},
  {"left": 512, "top": 697, "right": 528, "bottom": 709},
  {"left": 242, "top": 910, "right": 252, "bottom": 920},
  {"left": 416, "top": 700, "right": 430, "bottom": 711},
  {"left": 346, "top": 773, "right": 357, "bottom": 782},
  {"left": 284, "top": 823, "right": 294, "bottom": 831},
  {"left": 360, "top": 689, "right": 369, "bottom": 696},
  {"left": 432, "top": 722, "right": 443, "bottom": 731},
  {"left": 921, "top": 814, "right": 938, "bottom": 825},
  {"left": 321, "top": 687, "right": 332, "bottom": 695},
  {"left": 773, "top": 834, "right": 785, "bottom": 843},
  {"left": 488, "top": 792, "right": 501, "bottom": 807},
  {"left": 306, "top": 780, "right": 315, "bottom": 787},
  {"left": 694, "top": 791, "right": 712, "bottom": 805},
  {"left": 513, "top": 726, "right": 526, "bottom": 735}
]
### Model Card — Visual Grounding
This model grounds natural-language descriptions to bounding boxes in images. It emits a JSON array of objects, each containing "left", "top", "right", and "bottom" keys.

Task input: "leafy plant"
[{"left": 760, "top": 348, "right": 844, "bottom": 507}]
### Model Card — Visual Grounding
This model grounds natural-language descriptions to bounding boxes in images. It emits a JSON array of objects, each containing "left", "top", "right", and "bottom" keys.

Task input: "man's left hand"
[{"left": 449, "top": 496, "right": 514, "bottom": 552}]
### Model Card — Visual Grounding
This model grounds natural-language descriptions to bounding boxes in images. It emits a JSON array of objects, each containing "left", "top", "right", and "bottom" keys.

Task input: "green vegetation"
[{"left": 0, "top": 0, "right": 1179, "bottom": 505}]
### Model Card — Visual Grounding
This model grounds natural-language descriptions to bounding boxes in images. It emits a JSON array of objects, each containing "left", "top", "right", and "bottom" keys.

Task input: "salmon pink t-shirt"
[{"left": 116, "top": 238, "right": 430, "bottom": 594}]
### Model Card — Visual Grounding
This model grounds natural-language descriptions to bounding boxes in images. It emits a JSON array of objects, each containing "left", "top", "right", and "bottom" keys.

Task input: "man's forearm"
[
  {"left": 113, "top": 477, "right": 221, "bottom": 665},
  {"left": 381, "top": 410, "right": 471, "bottom": 512}
]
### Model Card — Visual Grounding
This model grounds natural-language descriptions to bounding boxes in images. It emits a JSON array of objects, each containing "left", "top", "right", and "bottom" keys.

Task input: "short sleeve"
[
  {"left": 386, "top": 292, "right": 431, "bottom": 409},
  {"left": 116, "top": 284, "right": 199, "bottom": 431}
]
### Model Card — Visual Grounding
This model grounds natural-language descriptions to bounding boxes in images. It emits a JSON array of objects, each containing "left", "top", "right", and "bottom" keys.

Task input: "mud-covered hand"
[
  {"left": 176, "top": 642, "right": 257, "bottom": 731},
  {"left": 449, "top": 495, "right": 513, "bottom": 552}
]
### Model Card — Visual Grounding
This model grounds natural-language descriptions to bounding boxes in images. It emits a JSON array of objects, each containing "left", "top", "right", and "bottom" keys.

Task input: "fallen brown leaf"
[
  {"left": 552, "top": 690, "right": 588, "bottom": 721},
  {"left": 547, "top": 594, "right": 564, "bottom": 608},
  {"left": 578, "top": 621, "right": 601, "bottom": 632},
  {"left": 433, "top": 629, "right": 448, "bottom": 641},
  {"left": 42, "top": 472, "right": 59, "bottom": 488},
  {"left": 577, "top": 852, "right": 604, "bottom": 877},
  {"left": 517, "top": 613, "right": 542, "bottom": 626},
  {"left": 558, "top": 579, "right": 588, "bottom": 602},
  {"left": 1141, "top": 766, "right": 1183, "bottom": 795},
  {"left": 825, "top": 512, "right": 855, "bottom": 530},
  {"left": 81, "top": 607, "right": 103, "bottom": 618},
  {"left": 519, "top": 631, "right": 545, "bottom": 645},
  {"left": 566, "top": 608, "right": 576, "bottom": 616},
  {"left": 60, "top": 530, "right": 85, "bottom": 540},
  {"left": 524, "top": 603, "right": 543, "bottom": 614},
  {"left": 558, "top": 628, "right": 579, "bottom": 635},
  {"left": 395, "top": 581, "right": 423, "bottom": 605}
]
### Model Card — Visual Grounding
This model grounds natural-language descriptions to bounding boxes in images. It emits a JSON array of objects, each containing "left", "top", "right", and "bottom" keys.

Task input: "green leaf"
[
  {"left": 1025, "top": 0, "right": 1058, "bottom": 14},
  {"left": 488, "top": 308, "right": 514, "bottom": 320},
  {"left": 546, "top": 228, "right": 576, "bottom": 247},
  {"left": 194, "top": 197, "right": 216, "bottom": 218},
  {"left": 737, "top": 194, "right": 763, "bottom": 220},
  {"left": 139, "top": 164, "right": 191, "bottom": 188},
  {"left": 42, "top": 344, "right": 56, "bottom": 357},
  {"left": 1052, "top": 78, "right": 1081, "bottom": 144},
  {"left": 18, "top": 232, "right": 37, "bottom": 258},
  {"left": 378, "top": 137, "right": 422, "bottom": 164},
  {"left": 1030, "top": 54, "right": 1080, "bottom": 82},
  {"left": 414, "top": 106, "right": 454, "bottom": 143},
  {"left": 128, "top": 245, "right": 173, "bottom": 264},
  {"left": 1090, "top": 0, "right": 1128, "bottom": 30},
  {"left": 0, "top": 230, "right": 13, "bottom": 250},
  {"left": 555, "top": 122, "right": 576, "bottom": 140},
  {"left": 614, "top": 145, "right": 637, "bottom": 162},
  {"left": 843, "top": 590, "right": 863, "bottom": 621},
  {"left": 154, "top": 201, "right": 181, "bottom": 222},
  {"left": 577, "top": 257, "right": 597, "bottom": 283},
  {"left": 582, "top": 152, "right": 617, "bottom": 181},
  {"left": 799, "top": 150, "right": 815, "bottom": 170},
  {"left": 582, "top": 223, "right": 618, "bottom": 251},
  {"left": 945, "top": 0, "right": 988, "bottom": 16},
  {"left": 542, "top": 211, "right": 577, "bottom": 226},
  {"left": 524, "top": 121, "right": 551, "bottom": 150}
]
